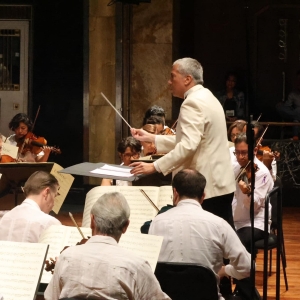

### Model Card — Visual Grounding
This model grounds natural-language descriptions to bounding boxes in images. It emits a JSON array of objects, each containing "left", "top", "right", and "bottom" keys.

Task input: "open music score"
[
  {"left": 0, "top": 241, "right": 49, "bottom": 300},
  {"left": 81, "top": 185, "right": 173, "bottom": 232}
]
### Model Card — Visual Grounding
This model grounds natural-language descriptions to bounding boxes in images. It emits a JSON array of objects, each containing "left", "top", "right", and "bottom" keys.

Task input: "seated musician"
[
  {"left": 149, "top": 169, "right": 252, "bottom": 300},
  {"left": 0, "top": 171, "right": 61, "bottom": 242},
  {"left": 44, "top": 192, "right": 171, "bottom": 300},
  {"left": 6, "top": 113, "right": 51, "bottom": 162},
  {"left": 101, "top": 136, "right": 141, "bottom": 186},
  {"left": 232, "top": 133, "right": 274, "bottom": 254}
]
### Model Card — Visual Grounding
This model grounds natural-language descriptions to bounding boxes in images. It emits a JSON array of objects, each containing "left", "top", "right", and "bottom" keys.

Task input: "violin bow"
[
  {"left": 140, "top": 189, "right": 159, "bottom": 213},
  {"left": 69, "top": 212, "right": 86, "bottom": 239},
  {"left": 255, "top": 124, "right": 269, "bottom": 147},
  {"left": 101, "top": 92, "right": 132, "bottom": 129},
  {"left": 235, "top": 160, "right": 251, "bottom": 182},
  {"left": 171, "top": 119, "right": 178, "bottom": 130},
  {"left": 256, "top": 113, "right": 262, "bottom": 122},
  {"left": 17, "top": 106, "right": 41, "bottom": 160}
]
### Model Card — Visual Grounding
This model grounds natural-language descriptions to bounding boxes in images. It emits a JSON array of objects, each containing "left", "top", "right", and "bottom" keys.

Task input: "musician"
[
  {"left": 45, "top": 192, "right": 170, "bottom": 300},
  {"left": 6, "top": 113, "right": 51, "bottom": 162},
  {"left": 101, "top": 136, "right": 141, "bottom": 186},
  {"left": 232, "top": 133, "right": 274, "bottom": 253},
  {"left": 143, "top": 105, "right": 166, "bottom": 126},
  {"left": 0, "top": 171, "right": 61, "bottom": 243},
  {"left": 131, "top": 58, "right": 236, "bottom": 228},
  {"left": 149, "top": 169, "right": 251, "bottom": 300},
  {"left": 145, "top": 115, "right": 165, "bottom": 134}
]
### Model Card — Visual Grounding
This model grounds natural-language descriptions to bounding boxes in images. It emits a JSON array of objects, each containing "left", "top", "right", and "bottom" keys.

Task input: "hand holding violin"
[{"left": 238, "top": 179, "right": 251, "bottom": 194}]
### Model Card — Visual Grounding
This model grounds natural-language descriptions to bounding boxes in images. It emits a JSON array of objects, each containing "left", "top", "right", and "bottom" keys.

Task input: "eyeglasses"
[
  {"left": 122, "top": 153, "right": 140, "bottom": 159},
  {"left": 233, "top": 150, "right": 248, "bottom": 157},
  {"left": 230, "top": 133, "right": 240, "bottom": 139}
]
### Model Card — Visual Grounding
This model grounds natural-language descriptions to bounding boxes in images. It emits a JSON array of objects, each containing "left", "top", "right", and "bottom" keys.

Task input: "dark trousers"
[
  {"left": 201, "top": 192, "right": 235, "bottom": 229},
  {"left": 237, "top": 226, "right": 264, "bottom": 254}
]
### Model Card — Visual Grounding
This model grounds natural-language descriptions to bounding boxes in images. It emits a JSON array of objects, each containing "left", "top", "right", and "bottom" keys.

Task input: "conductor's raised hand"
[
  {"left": 130, "top": 162, "right": 156, "bottom": 175},
  {"left": 130, "top": 128, "right": 155, "bottom": 143}
]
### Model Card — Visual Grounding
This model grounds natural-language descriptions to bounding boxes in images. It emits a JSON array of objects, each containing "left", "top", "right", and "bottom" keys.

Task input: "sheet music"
[
  {"left": 82, "top": 186, "right": 173, "bottom": 229},
  {"left": 82, "top": 186, "right": 118, "bottom": 227},
  {"left": 119, "top": 232, "right": 163, "bottom": 272},
  {"left": 119, "top": 186, "right": 159, "bottom": 232},
  {"left": 1, "top": 142, "right": 18, "bottom": 159},
  {"left": 50, "top": 163, "right": 74, "bottom": 214},
  {"left": 156, "top": 185, "right": 173, "bottom": 209},
  {"left": 90, "top": 164, "right": 134, "bottom": 178},
  {"left": 0, "top": 241, "right": 48, "bottom": 300}
]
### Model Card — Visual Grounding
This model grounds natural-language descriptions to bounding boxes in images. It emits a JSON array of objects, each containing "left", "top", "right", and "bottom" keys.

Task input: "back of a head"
[
  {"left": 173, "top": 57, "right": 204, "bottom": 85},
  {"left": 172, "top": 169, "right": 206, "bottom": 200},
  {"left": 117, "top": 136, "right": 142, "bottom": 154},
  {"left": 23, "top": 171, "right": 58, "bottom": 197},
  {"left": 91, "top": 192, "right": 130, "bottom": 238}
]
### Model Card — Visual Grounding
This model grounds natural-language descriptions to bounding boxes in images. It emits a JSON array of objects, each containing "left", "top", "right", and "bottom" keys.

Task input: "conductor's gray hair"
[
  {"left": 91, "top": 192, "right": 130, "bottom": 238},
  {"left": 173, "top": 58, "right": 204, "bottom": 85}
]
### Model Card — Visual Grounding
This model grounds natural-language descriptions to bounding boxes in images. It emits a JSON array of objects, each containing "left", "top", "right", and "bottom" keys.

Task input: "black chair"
[
  {"left": 254, "top": 177, "right": 288, "bottom": 300},
  {"left": 154, "top": 262, "right": 219, "bottom": 300}
]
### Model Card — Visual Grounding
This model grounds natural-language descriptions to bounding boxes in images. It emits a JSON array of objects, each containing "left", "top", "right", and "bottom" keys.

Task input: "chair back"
[
  {"left": 269, "top": 176, "right": 282, "bottom": 230},
  {"left": 154, "top": 262, "right": 219, "bottom": 300}
]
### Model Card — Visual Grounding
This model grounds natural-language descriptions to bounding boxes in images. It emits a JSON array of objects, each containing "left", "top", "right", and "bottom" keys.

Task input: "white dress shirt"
[
  {"left": 0, "top": 198, "right": 61, "bottom": 243},
  {"left": 232, "top": 157, "right": 274, "bottom": 232},
  {"left": 45, "top": 235, "right": 170, "bottom": 300},
  {"left": 149, "top": 199, "right": 251, "bottom": 300}
]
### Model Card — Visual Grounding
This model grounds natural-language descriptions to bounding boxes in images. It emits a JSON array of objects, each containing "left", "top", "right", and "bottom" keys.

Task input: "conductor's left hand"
[{"left": 130, "top": 162, "right": 156, "bottom": 175}]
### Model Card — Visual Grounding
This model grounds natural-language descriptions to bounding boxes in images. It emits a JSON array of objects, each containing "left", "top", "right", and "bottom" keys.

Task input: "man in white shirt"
[
  {"left": 0, "top": 171, "right": 61, "bottom": 242},
  {"left": 149, "top": 169, "right": 252, "bottom": 300},
  {"left": 45, "top": 192, "right": 170, "bottom": 300},
  {"left": 130, "top": 58, "right": 236, "bottom": 228}
]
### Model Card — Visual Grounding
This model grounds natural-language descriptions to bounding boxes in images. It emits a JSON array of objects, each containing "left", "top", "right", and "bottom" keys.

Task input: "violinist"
[
  {"left": 44, "top": 192, "right": 171, "bottom": 300},
  {"left": 0, "top": 171, "right": 61, "bottom": 243},
  {"left": 101, "top": 136, "right": 141, "bottom": 186},
  {"left": 232, "top": 133, "right": 274, "bottom": 254},
  {"left": 145, "top": 115, "right": 165, "bottom": 134},
  {"left": 6, "top": 113, "right": 51, "bottom": 162},
  {"left": 140, "top": 123, "right": 158, "bottom": 157}
]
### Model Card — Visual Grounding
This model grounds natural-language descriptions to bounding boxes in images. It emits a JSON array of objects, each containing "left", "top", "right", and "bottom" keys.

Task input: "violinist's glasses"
[
  {"left": 123, "top": 152, "right": 140, "bottom": 159},
  {"left": 233, "top": 150, "right": 248, "bottom": 157}
]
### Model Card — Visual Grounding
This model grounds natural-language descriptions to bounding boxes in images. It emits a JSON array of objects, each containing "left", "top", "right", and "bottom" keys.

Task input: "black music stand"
[{"left": 0, "top": 162, "right": 54, "bottom": 207}]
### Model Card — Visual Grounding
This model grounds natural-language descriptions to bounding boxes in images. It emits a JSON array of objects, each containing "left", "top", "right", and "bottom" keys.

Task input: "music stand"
[
  {"left": 59, "top": 162, "right": 140, "bottom": 181},
  {"left": 0, "top": 162, "right": 54, "bottom": 207}
]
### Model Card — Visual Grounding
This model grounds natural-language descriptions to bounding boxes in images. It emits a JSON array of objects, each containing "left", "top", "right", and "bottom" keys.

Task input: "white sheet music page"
[
  {"left": 0, "top": 241, "right": 48, "bottom": 300},
  {"left": 119, "top": 232, "right": 163, "bottom": 272},
  {"left": 90, "top": 164, "right": 134, "bottom": 178}
]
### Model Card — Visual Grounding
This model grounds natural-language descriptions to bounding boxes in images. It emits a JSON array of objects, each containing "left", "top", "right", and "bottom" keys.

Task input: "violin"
[
  {"left": 236, "top": 161, "right": 259, "bottom": 195},
  {"left": 17, "top": 132, "right": 61, "bottom": 157},
  {"left": 45, "top": 238, "right": 89, "bottom": 274},
  {"left": 160, "top": 119, "right": 177, "bottom": 135},
  {"left": 0, "top": 155, "right": 16, "bottom": 163}
]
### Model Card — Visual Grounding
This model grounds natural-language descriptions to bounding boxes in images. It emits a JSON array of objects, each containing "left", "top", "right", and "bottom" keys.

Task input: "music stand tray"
[{"left": 0, "top": 162, "right": 54, "bottom": 206}]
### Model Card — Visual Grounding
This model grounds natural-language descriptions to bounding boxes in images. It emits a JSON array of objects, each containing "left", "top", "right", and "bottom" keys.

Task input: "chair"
[
  {"left": 154, "top": 262, "right": 219, "bottom": 300},
  {"left": 254, "top": 177, "right": 288, "bottom": 300}
]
